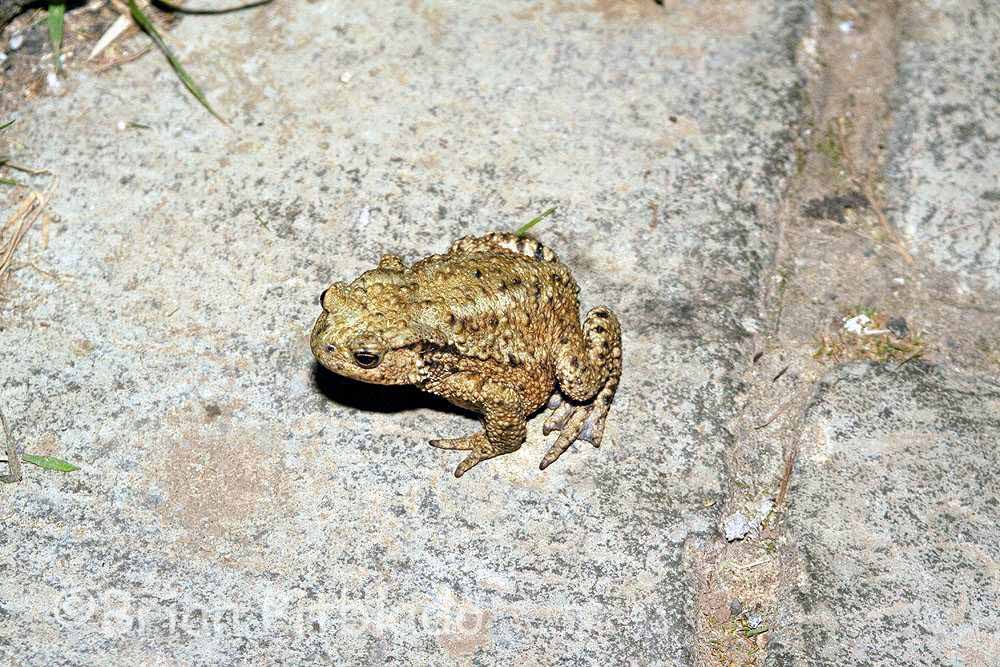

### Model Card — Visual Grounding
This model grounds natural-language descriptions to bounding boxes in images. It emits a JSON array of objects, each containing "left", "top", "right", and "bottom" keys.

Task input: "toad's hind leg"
[{"left": 540, "top": 306, "right": 622, "bottom": 470}]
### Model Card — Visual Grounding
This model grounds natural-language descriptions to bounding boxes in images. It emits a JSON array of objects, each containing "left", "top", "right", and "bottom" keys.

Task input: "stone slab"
[
  {"left": 1, "top": 1, "right": 806, "bottom": 662},
  {"left": 887, "top": 1, "right": 1000, "bottom": 290},
  {"left": 768, "top": 363, "right": 1000, "bottom": 665}
]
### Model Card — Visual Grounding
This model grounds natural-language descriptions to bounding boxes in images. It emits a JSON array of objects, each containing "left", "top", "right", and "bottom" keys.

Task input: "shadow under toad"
[{"left": 311, "top": 362, "right": 473, "bottom": 418}]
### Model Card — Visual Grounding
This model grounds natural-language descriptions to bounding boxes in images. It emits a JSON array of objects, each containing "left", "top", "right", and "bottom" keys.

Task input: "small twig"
[
  {"left": 107, "top": 0, "right": 134, "bottom": 17},
  {"left": 1, "top": 161, "right": 52, "bottom": 176},
  {"left": 936, "top": 297, "right": 1000, "bottom": 315},
  {"left": 776, "top": 447, "right": 798, "bottom": 508},
  {"left": 917, "top": 220, "right": 980, "bottom": 244},
  {"left": 812, "top": 215, "right": 882, "bottom": 244},
  {"left": 95, "top": 43, "right": 154, "bottom": 72},
  {"left": 743, "top": 557, "right": 772, "bottom": 570},
  {"left": 90, "top": 13, "right": 133, "bottom": 61},
  {"left": 1, "top": 197, "right": 41, "bottom": 282},
  {"left": 153, "top": 0, "right": 273, "bottom": 14},
  {"left": 753, "top": 394, "right": 798, "bottom": 430},
  {"left": 8, "top": 261, "right": 69, "bottom": 281},
  {"left": 834, "top": 117, "right": 913, "bottom": 264},
  {"left": 0, "top": 180, "right": 57, "bottom": 291},
  {"left": 1, "top": 406, "right": 22, "bottom": 484},
  {"left": 894, "top": 351, "right": 924, "bottom": 371},
  {"left": 863, "top": 178, "right": 913, "bottom": 264}
]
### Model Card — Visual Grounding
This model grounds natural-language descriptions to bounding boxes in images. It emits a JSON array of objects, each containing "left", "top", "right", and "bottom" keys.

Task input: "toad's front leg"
[{"left": 424, "top": 372, "right": 528, "bottom": 478}]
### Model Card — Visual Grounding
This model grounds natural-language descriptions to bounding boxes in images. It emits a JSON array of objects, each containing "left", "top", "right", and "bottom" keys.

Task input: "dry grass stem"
[
  {"left": 1, "top": 406, "right": 23, "bottom": 484},
  {"left": 834, "top": 117, "right": 913, "bottom": 264},
  {"left": 1, "top": 180, "right": 56, "bottom": 294},
  {"left": 776, "top": 447, "right": 797, "bottom": 508}
]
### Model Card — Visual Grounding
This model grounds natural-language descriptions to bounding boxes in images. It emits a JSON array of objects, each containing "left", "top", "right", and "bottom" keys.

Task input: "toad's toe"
[
  {"left": 543, "top": 398, "right": 575, "bottom": 435},
  {"left": 577, "top": 402, "right": 610, "bottom": 447},
  {"left": 429, "top": 435, "right": 477, "bottom": 450},
  {"left": 539, "top": 405, "right": 591, "bottom": 470},
  {"left": 454, "top": 453, "right": 486, "bottom": 478}
]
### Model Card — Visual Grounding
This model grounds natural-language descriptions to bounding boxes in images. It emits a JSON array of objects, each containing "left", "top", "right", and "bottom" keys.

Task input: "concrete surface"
[
  {"left": 0, "top": 1, "right": 807, "bottom": 663},
  {"left": 887, "top": 0, "right": 1000, "bottom": 290},
  {"left": 767, "top": 363, "right": 1000, "bottom": 666},
  {"left": 4, "top": 1, "right": 999, "bottom": 664}
]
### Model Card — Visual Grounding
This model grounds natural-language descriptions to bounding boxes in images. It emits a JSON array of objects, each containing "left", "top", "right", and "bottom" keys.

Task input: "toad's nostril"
[{"left": 324, "top": 343, "right": 336, "bottom": 353}]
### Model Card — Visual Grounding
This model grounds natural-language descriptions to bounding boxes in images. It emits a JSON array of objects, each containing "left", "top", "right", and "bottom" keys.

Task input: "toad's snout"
[{"left": 310, "top": 314, "right": 335, "bottom": 357}]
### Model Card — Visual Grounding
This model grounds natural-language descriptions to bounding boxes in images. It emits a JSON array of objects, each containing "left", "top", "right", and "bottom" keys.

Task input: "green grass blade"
[
  {"left": 22, "top": 453, "right": 80, "bottom": 472},
  {"left": 0, "top": 178, "right": 19, "bottom": 186},
  {"left": 127, "top": 0, "right": 227, "bottom": 124},
  {"left": 0, "top": 119, "right": 15, "bottom": 131},
  {"left": 515, "top": 206, "right": 557, "bottom": 237},
  {"left": 48, "top": 3, "right": 65, "bottom": 72}
]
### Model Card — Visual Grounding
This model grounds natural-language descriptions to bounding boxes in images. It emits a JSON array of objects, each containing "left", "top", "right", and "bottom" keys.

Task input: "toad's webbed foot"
[
  {"left": 430, "top": 432, "right": 498, "bottom": 477},
  {"left": 431, "top": 429, "right": 522, "bottom": 478},
  {"left": 424, "top": 408, "right": 528, "bottom": 478},
  {"left": 539, "top": 392, "right": 614, "bottom": 470},
  {"left": 542, "top": 394, "right": 605, "bottom": 445}
]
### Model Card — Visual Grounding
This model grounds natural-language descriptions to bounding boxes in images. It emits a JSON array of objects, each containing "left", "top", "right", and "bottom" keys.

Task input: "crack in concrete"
[
  {"left": 688, "top": 1, "right": 927, "bottom": 663},
  {"left": 692, "top": 0, "right": 1000, "bottom": 660}
]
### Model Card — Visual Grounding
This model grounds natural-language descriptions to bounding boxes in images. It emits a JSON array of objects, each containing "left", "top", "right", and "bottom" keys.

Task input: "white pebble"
[
  {"left": 340, "top": 71, "right": 353, "bottom": 83},
  {"left": 117, "top": 120, "right": 127, "bottom": 131},
  {"left": 843, "top": 313, "right": 871, "bottom": 334},
  {"left": 723, "top": 512, "right": 753, "bottom": 542},
  {"left": 357, "top": 206, "right": 371, "bottom": 227},
  {"left": 46, "top": 72, "right": 64, "bottom": 94},
  {"left": 801, "top": 37, "right": 817, "bottom": 57},
  {"left": 9, "top": 34, "right": 23, "bottom": 51}
]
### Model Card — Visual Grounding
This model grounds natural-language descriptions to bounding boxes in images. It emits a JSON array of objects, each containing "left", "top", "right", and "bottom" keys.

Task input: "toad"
[{"left": 311, "top": 232, "right": 622, "bottom": 477}]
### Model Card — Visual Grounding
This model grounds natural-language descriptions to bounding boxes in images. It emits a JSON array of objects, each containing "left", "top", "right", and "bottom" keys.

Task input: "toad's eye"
[
  {"left": 353, "top": 351, "right": 381, "bottom": 369},
  {"left": 319, "top": 288, "right": 330, "bottom": 308}
]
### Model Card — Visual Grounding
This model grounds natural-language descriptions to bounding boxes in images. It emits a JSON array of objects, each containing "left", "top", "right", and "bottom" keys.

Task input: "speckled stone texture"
[
  {"left": 767, "top": 363, "right": 1000, "bottom": 666},
  {"left": 887, "top": 0, "right": 1000, "bottom": 290},
  {"left": 0, "top": 1, "right": 806, "bottom": 663}
]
